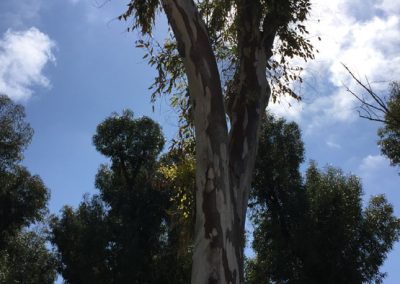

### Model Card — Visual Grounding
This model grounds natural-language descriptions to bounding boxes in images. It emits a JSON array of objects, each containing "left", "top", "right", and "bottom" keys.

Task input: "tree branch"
[{"left": 343, "top": 64, "right": 390, "bottom": 123}]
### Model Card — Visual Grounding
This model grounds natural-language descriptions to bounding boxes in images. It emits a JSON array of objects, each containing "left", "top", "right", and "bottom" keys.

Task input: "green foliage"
[
  {"left": 0, "top": 94, "right": 55, "bottom": 283},
  {"left": 119, "top": 0, "right": 161, "bottom": 35},
  {"left": 93, "top": 109, "right": 165, "bottom": 175},
  {"left": 157, "top": 147, "right": 196, "bottom": 256},
  {"left": 50, "top": 197, "right": 112, "bottom": 283},
  {"left": 250, "top": 113, "right": 304, "bottom": 209},
  {"left": 0, "top": 230, "right": 57, "bottom": 284},
  {"left": 119, "top": 0, "right": 317, "bottom": 146},
  {"left": 51, "top": 110, "right": 191, "bottom": 283},
  {"left": 0, "top": 94, "right": 49, "bottom": 243},
  {"left": 0, "top": 95, "right": 33, "bottom": 170},
  {"left": 0, "top": 166, "right": 49, "bottom": 244},
  {"left": 249, "top": 114, "right": 308, "bottom": 283},
  {"left": 378, "top": 81, "right": 400, "bottom": 168},
  {"left": 248, "top": 141, "right": 400, "bottom": 284}
]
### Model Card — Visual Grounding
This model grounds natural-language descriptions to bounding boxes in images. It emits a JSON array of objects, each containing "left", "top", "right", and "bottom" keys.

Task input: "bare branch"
[{"left": 342, "top": 63, "right": 390, "bottom": 123}]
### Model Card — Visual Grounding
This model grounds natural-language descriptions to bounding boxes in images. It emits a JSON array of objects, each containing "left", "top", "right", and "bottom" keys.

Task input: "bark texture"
[{"left": 161, "top": 0, "right": 278, "bottom": 283}]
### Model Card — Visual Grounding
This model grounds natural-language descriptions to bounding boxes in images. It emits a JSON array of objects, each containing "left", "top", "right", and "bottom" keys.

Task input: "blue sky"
[{"left": 0, "top": 0, "right": 399, "bottom": 282}]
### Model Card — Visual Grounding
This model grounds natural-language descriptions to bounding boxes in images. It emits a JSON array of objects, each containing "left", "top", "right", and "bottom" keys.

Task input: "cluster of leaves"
[
  {"left": 0, "top": 95, "right": 33, "bottom": 170},
  {"left": 157, "top": 147, "right": 196, "bottom": 255},
  {"left": 0, "top": 94, "right": 56, "bottom": 283},
  {"left": 264, "top": 0, "right": 317, "bottom": 102},
  {"left": 378, "top": 81, "right": 400, "bottom": 168},
  {"left": 50, "top": 110, "right": 191, "bottom": 283},
  {"left": 250, "top": 113, "right": 305, "bottom": 210},
  {"left": 246, "top": 114, "right": 400, "bottom": 284}
]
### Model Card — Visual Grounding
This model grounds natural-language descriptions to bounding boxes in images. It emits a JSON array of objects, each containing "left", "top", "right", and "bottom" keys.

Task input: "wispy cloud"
[
  {"left": 357, "top": 154, "right": 399, "bottom": 198},
  {"left": 326, "top": 140, "right": 341, "bottom": 149},
  {"left": 268, "top": 95, "right": 303, "bottom": 122},
  {"left": 0, "top": 0, "right": 43, "bottom": 29},
  {"left": 65, "top": 0, "right": 124, "bottom": 25},
  {"left": 359, "top": 154, "right": 387, "bottom": 173},
  {"left": 0, "top": 28, "right": 56, "bottom": 101}
]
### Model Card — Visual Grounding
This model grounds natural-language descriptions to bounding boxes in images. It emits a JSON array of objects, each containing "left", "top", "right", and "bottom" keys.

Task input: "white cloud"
[
  {"left": 357, "top": 154, "right": 399, "bottom": 198},
  {"left": 0, "top": 28, "right": 56, "bottom": 101},
  {"left": 359, "top": 154, "right": 387, "bottom": 173},
  {"left": 273, "top": 0, "right": 400, "bottom": 130},
  {"left": 268, "top": 95, "right": 303, "bottom": 122},
  {"left": 377, "top": 0, "right": 400, "bottom": 15}
]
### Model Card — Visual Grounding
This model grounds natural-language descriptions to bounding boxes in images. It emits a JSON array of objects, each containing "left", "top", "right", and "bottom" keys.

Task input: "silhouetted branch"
[{"left": 343, "top": 64, "right": 390, "bottom": 124}]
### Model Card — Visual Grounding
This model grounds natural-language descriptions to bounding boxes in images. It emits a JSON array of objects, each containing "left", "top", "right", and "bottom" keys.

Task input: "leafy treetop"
[{"left": 119, "top": 0, "right": 316, "bottom": 140}]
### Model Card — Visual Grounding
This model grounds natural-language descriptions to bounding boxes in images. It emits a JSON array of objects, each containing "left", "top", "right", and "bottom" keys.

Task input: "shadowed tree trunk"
[{"left": 161, "top": 1, "right": 277, "bottom": 282}]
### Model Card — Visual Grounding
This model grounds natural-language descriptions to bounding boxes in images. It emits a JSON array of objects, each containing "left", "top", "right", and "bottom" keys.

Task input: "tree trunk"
[{"left": 161, "top": 1, "right": 274, "bottom": 283}]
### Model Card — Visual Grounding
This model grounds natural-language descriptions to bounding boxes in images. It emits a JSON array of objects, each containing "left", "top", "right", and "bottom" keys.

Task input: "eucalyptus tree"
[{"left": 119, "top": 1, "right": 314, "bottom": 282}]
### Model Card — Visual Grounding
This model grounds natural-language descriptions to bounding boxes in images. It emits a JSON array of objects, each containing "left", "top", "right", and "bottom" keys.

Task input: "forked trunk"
[{"left": 161, "top": 1, "right": 272, "bottom": 283}]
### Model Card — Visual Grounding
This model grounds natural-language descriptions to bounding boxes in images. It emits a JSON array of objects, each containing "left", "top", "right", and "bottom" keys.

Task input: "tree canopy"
[
  {"left": 378, "top": 82, "right": 400, "bottom": 168},
  {"left": 51, "top": 110, "right": 191, "bottom": 283},
  {"left": 246, "top": 115, "right": 400, "bottom": 284},
  {"left": 49, "top": 110, "right": 400, "bottom": 284},
  {"left": 0, "top": 95, "right": 33, "bottom": 170},
  {"left": 120, "top": 0, "right": 314, "bottom": 104},
  {"left": 0, "top": 94, "right": 49, "bottom": 243},
  {"left": 0, "top": 94, "right": 56, "bottom": 283},
  {"left": 0, "top": 229, "right": 57, "bottom": 284}
]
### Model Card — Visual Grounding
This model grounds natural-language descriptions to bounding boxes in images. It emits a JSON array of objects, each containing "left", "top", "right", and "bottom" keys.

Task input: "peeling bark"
[{"left": 161, "top": 0, "right": 276, "bottom": 283}]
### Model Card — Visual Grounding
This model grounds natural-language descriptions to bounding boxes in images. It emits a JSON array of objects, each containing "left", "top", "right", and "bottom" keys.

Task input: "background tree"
[
  {"left": 247, "top": 113, "right": 307, "bottom": 283},
  {"left": 155, "top": 147, "right": 196, "bottom": 283},
  {"left": 378, "top": 82, "right": 400, "bottom": 168},
  {"left": 0, "top": 229, "right": 57, "bottom": 284},
  {"left": 51, "top": 110, "right": 191, "bottom": 283},
  {"left": 0, "top": 94, "right": 56, "bottom": 283},
  {"left": 246, "top": 115, "right": 400, "bottom": 284},
  {"left": 50, "top": 196, "right": 111, "bottom": 283},
  {"left": 119, "top": 1, "right": 315, "bottom": 281},
  {"left": 0, "top": 95, "right": 33, "bottom": 170},
  {"left": 344, "top": 66, "right": 400, "bottom": 169}
]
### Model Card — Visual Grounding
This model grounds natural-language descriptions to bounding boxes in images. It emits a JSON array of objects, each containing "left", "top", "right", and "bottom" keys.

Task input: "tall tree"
[
  {"left": 247, "top": 114, "right": 307, "bottom": 283},
  {"left": 120, "top": 1, "right": 315, "bottom": 282},
  {"left": 246, "top": 115, "right": 400, "bottom": 283},
  {"left": 0, "top": 94, "right": 56, "bottom": 283},
  {"left": 51, "top": 111, "right": 188, "bottom": 283}
]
